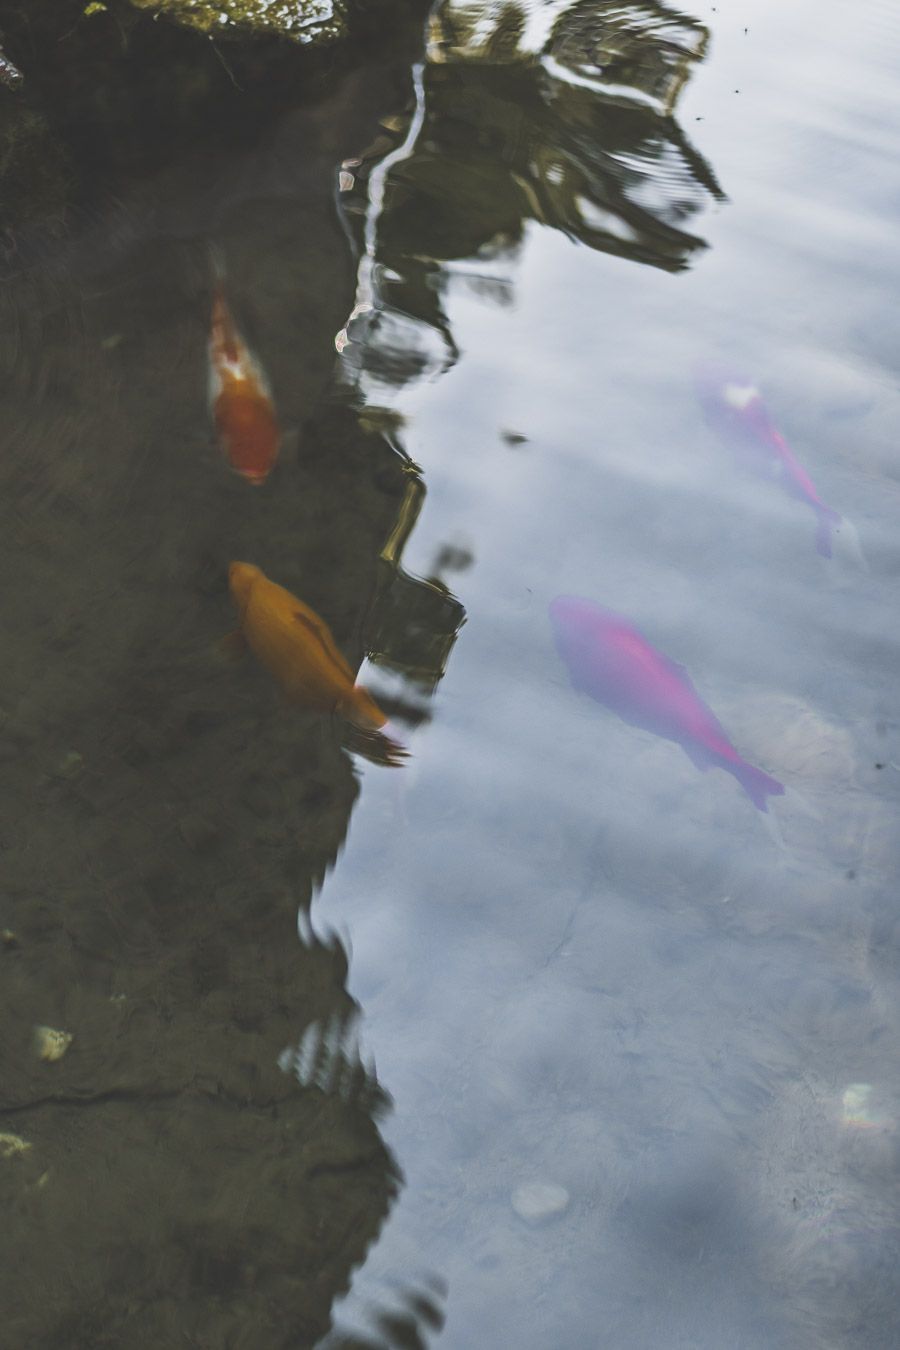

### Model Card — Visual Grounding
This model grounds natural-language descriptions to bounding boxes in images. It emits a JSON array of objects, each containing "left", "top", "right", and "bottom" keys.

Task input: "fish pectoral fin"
[
  {"left": 292, "top": 610, "right": 325, "bottom": 638},
  {"left": 682, "top": 741, "right": 713, "bottom": 772},
  {"left": 218, "top": 630, "right": 249, "bottom": 661}
]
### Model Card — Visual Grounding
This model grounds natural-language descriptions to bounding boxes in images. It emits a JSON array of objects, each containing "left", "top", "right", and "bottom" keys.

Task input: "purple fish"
[
  {"left": 696, "top": 366, "right": 841, "bottom": 558},
  {"left": 550, "top": 596, "right": 784, "bottom": 811}
]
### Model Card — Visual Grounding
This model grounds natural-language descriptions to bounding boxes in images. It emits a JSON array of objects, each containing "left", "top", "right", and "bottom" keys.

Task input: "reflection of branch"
[
  {"left": 386, "top": 285, "right": 461, "bottom": 377},
  {"left": 366, "top": 563, "right": 466, "bottom": 694},
  {"left": 432, "top": 0, "right": 712, "bottom": 117},
  {"left": 336, "top": 63, "right": 428, "bottom": 357},
  {"left": 282, "top": 1003, "right": 446, "bottom": 1350},
  {"left": 280, "top": 1008, "right": 393, "bottom": 1121},
  {"left": 666, "top": 112, "right": 727, "bottom": 204},
  {"left": 380, "top": 475, "right": 426, "bottom": 569},
  {"left": 319, "top": 1274, "right": 448, "bottom": 1350},
  {"left": 362, "top": 472, "right": 468, "bottom": 694},
  {"left": 527, "top": 123, "right": 709, "bottom": 271},
  {"left": 331, "top": 9, "right": 732, "bottom": 443}
]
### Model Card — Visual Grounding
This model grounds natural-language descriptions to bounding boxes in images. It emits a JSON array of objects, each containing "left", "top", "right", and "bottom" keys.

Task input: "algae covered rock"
[{"left": 126, "top": 0, "right": 348, "bottom": 43}]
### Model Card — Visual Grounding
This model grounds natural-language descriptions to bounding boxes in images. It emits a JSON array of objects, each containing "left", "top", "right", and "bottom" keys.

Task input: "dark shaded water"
[{"left": 2, "top": 1, "right": 899, "bottom": 1347}]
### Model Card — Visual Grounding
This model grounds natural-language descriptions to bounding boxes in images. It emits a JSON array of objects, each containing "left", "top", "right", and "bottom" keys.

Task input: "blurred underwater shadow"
[{"left": 0, "top": 5, "right": 457, "bottom": 1344}]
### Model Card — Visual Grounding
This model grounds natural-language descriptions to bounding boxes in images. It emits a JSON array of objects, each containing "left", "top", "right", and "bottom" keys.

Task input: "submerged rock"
[
  {"left": 0, "top": 1132, "right": 32, "bottom": 1159},
  {"left": 33, "top": 1025, "right": 74, "bottom": 1063},
  {"left": 511, "top": 1181, "right": 570, "bottom": 1223}
]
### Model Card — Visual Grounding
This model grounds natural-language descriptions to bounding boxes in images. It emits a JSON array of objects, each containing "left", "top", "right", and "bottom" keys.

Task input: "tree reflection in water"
[{"left": 338, "top": 0, "right": 725, "bottom": 403}]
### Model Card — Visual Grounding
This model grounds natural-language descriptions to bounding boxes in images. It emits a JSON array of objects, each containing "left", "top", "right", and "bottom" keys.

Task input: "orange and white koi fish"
[
  {"left": 208, "top": 254, "right": 279, "bottom": 486},
  {"left": 227, "top": 562, "right": 388, "bottom": 731}
]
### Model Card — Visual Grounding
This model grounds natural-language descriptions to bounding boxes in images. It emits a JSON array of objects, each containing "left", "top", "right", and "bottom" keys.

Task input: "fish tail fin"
[
  {"left": 340, "top": 722, "right": 408, "bottom": 768},
  {"left": 815, "top": 506, "right": 841, "bottom": 559},
  {"left": 208, "top": 245, "right": 240, "bottom": 364},
  {"left": 343, "top": 684, "right": 387, "bottom": 732},
  {"left": 209, "top": 241, "right": 227, "bottom": 283},
  {"left": 732, "top": 760, "right": 785, "bottom": 812},
  {"left": 830, "top": 514, "right": 869, "bottom": 572},
  {"left": 339, "top": 683, "right": 408, "bottom": 767},
  {"left": 683, "top": 742, "right": 713, "bottom": 772}
]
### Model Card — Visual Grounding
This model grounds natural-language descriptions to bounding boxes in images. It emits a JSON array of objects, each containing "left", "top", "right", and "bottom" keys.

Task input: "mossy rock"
[{"left": 125, "top": 0, "right": 348, "bottom": 43}]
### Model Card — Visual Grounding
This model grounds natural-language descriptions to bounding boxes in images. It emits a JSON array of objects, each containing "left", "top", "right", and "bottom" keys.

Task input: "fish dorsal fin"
[
  {"left": 659, "top": 648, "right": 733, "bottom": 745},
  {"left": 666, "top": 656, "right": 694, "bottom": 688},
  {"left": 292, "top": 607, "right": 355, "bottom": 684},
  {"left": 650, "top": 644, "right": 690, "bottom": 684},
  {"left": 612, "top": 622, "right": 696, "bottom": 692},
  {"left": 652, "top": 647, "right": 721, "bottom": 723}
]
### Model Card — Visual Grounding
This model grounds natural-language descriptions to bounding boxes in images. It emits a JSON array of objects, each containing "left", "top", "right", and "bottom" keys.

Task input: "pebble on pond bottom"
[
  {"left": 0, "top": 1133, "right": 32, "bottom": 1160},
  {"left": 511, "top": 1182, "right": 570, "bottom": 1224},
  {"left": 33, "top": 1025, "right": 73, "bottom": 1062}
]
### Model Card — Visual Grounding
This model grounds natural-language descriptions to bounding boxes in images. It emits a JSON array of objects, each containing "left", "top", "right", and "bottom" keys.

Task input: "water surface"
[{"left": 1, "top": 2, "right": 899, "bottom": 1347}]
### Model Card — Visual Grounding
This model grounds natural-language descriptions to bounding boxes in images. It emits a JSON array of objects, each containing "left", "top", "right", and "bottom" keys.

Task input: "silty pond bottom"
[{"left": 1, "top": 1, "right": 899, "bottom": 1347}]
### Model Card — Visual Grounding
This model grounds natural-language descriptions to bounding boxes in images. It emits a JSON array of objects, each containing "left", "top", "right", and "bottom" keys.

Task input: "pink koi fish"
[
  {"left": 550, "top": 596, "right": 784, "bottom": 811},
  {"left": 696, "top": 366, "right": 841, "bottom": 558}
]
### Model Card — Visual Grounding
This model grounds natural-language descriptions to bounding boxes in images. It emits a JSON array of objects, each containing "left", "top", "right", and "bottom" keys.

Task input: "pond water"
[{"left": 1, "top": 1, "right": 899, "bottom": 1347}]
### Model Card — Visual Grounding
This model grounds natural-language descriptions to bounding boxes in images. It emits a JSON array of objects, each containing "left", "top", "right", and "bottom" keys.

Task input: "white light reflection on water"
[
  {"left": 335, "top": 61, "right": 428, "bottom": 355},
  {"left": 318, "top": 2, "right": 900, "bottom": 1346}
]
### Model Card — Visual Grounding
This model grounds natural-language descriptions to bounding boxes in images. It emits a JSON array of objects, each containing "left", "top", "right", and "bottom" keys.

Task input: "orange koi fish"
[
  {"left": 208, "top": 255, "right": 279, "bottom": 486},
  {"left": 227, "top": 562, "right": 387, "bottom": 731}
]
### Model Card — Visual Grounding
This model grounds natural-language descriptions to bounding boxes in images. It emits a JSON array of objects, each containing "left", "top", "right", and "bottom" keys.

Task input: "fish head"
[
  {"left": 548, "top": 595, "right": 587, "bottom": 632},
  {"left": 549, "top": 596, "right": 637, "bottom": 690},
  {"left": 694, "top": 360, "right": 762, "bottom": 423},
  {"left": 549, "top": 595, "right": 608, "bottom": 673},
  {"left": 549, "top": 595, "right": 621, "bottom": 636},
  {"left": 228, "top": 561, "right": 262, "bottom": 615}
]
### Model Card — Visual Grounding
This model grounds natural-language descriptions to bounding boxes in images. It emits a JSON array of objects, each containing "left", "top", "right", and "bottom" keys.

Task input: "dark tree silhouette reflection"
[{"left": 338, "top": 0, "right": 724, "bottom": 399}]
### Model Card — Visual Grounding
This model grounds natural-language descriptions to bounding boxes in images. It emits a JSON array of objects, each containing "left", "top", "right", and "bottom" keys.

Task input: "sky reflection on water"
[
  {"left": 320, "top": 1, "right": 900, "bottom": 1346},
  {"left": 0, "top": 0, "right": 897, "bottom": 1345}
]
